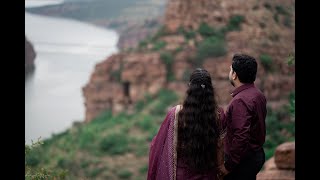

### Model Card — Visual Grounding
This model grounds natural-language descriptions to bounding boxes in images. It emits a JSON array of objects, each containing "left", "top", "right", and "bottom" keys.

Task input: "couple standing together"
[{"left": 147, "top": 53, "right": 267, "bottom": 180}]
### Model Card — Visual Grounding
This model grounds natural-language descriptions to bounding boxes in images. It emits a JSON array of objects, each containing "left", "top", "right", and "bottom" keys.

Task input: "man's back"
[
  {"left": 224, "top": 83, "right": 267, "bottom": 171},
  {"left": 219, "top": 53, "right": 267, "bottom": 180},
  {"left": 229, "top": 84, "right": 267, "bottom": 150}
]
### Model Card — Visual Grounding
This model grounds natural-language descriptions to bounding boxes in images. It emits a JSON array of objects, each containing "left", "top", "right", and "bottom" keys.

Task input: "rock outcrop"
[
  {"left": 83, "top": 0, "right": 295, "bottom": 122},
  {"left": 25, "top": 36, "right": 36, "bottom": 74},
  {"left": 82, "top": 52, "right": 166, "bottom": 122},
  {"left": 257, "top": 141, "right": 295, "bottom": 180}
]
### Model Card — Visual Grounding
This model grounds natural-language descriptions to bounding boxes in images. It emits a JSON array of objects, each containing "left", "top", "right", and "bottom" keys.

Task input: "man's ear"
[{"left": 232, "top": 71, "right": 237, "bottom": 80}]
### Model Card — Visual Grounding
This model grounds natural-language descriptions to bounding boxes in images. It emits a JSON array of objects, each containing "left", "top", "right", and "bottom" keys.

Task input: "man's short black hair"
[{"left": 232, "top": 53, "right": 257, "bottom": 83}]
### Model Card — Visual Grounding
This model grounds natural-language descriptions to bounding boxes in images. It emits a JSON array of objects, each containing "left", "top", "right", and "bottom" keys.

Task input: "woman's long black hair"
[{"left": 177, "top": 68, "right": 220, "bottom": 172}]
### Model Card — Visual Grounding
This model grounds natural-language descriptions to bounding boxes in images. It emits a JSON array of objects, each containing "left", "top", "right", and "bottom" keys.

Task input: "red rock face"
[
  {"left": 83, "top": 0, "right": 295, "bottom": 122},
  {"left": 82, "top": 52, "right": 166, "bottom": 122},
  {"left": 257, "top": 141, "right": 295, "bottom": 180},
  {"left": 164, "top": 0, "right": 228, "bottom": 33},
  {"left": 257, "top": 169, "right": 295, "bottom": 180},
  {"left": 163, "top": 0, "right": 295, "bottom": 110},
  {"left": 275, "top": 141, "right": 295, "bottom": 170}
]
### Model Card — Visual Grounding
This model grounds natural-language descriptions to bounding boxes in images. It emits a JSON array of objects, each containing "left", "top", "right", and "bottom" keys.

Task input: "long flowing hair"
[{"left": 177, "top": 68, "right": 220, "bottom": 172}]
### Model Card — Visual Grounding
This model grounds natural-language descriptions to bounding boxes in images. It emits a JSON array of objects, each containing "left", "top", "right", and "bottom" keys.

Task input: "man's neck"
[{"left": 234, "top": 81, "right": 244, "bottom": 88}]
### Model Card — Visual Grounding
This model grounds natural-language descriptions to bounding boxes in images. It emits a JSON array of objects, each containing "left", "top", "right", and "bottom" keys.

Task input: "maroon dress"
[{"left": 147, "top": 105, "right": 225, "bottom": 180}]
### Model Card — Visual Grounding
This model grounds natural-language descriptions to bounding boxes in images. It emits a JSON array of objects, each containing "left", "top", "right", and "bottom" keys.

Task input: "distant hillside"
[
  {"left": 25, "top": 0, "right": 168, "bottom": 49},
  {"left": 26, "top": 0, "right": 140, "bottom": 20}
]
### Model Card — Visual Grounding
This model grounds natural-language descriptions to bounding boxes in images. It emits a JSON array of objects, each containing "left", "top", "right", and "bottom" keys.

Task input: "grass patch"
[
  {"left": 99, "top": 133, "right": 129, "bottom": 155},
  {"left": 117, "top": 169, "right": 133, "bottom": 179},
  {"left": 150, "top": 89, "right": 179, "bottom": 116},
  {"left": 139, "top": 164, "right": 148, "bottom": 174},
  {"left": 136, "top": 115, "right": 154, "bottom": 132}
]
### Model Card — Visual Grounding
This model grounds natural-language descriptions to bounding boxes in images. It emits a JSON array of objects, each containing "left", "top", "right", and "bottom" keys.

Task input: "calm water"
[{"left": 25, "top": 10, "right": 118, "bottom": 144}]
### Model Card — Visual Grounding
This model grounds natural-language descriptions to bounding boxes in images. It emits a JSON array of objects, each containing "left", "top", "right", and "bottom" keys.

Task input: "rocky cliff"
[
  {"left": 83, "top": 52, "right": 166, "bottom": 121},
  {"left": 25, "top": 36, "right": 36, "bottom": 74},
  {"left": 83, "top": 0, "right": 295, "bottom": 122},
  {"left": 257, "top": 141, "right": 295, "bottom": 180}
]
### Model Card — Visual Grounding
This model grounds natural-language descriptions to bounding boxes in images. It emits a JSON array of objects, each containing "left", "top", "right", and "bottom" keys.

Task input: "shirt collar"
[{"left": 230, "top": 83, "right": 254, "bottom": 97}]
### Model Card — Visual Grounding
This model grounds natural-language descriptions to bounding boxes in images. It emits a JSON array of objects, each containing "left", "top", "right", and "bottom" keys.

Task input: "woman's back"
[
  {"left": 147, "top": 68, "right": 225, "bottom": 180},
  {"left": 176, "top": 106, "right": 225, "bottom": 180}
]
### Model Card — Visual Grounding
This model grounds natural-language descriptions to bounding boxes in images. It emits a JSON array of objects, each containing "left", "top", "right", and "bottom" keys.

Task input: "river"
[{"left": 25, "top": 2, "right": 118, "bottom": 144}]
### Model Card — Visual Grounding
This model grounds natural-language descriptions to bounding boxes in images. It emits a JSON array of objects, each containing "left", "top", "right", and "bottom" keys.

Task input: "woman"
[{"left": 147, "top": 68, "right": 226, "bottom": 180}]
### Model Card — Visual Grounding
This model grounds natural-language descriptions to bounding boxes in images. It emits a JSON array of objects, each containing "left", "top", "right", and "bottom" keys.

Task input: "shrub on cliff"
[
  {"left": 259, "top": 54, "right": 273, "bottom": 72},
  {"left": 225, "top": 15, "right": 245, "bottom": 31},
  {"left": 264, "top": 93, "right": 295, "bottom": 160},
  {"left": 25, "top": 138, "right": 68, "bottom": 180},
  {"left": 196, "top": 36, "right": 226, "bottom": 64}
]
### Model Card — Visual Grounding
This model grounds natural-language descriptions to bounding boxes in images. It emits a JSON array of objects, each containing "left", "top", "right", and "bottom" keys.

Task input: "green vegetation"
[
  {"left": 139, "top": 164, "right": 149, "bottom": 174},
  {"left": 160, "top": 52, "right": 175, "bottom": 81},
  {"left": 263, "top": 3, "right": 272, "bottom": 10},
  {"left": 289, "top": 91, "right": 295, "bottom": 121},
  {"left": 259, "top": 54, "right": 273, "bottom": 71},
  {"left": 99, "top": 133, "right": 130, "bottom": 155},
  {"left": 262, "top": 54, "right": 294, "bottom": 160},
  {"left": 152, "top": 41, "right": 167, "bottom": 51},
  {"left": 25, "top": 138, "right": 68, "bottom": 179},
  {"left": 26, "top": 89, "right": 179, "bottom": 179},
  {"left": 149, "top": 89, "right": 179, "bottom": 116},
  {"left": 275, "top": 5, "right": 289, "bottom": 16},
  {"left": 196, "top": 36, "right": 226, "bottom": 65},
  {"left": 138, "top": 27, "right": 168, "bottom": 51},
  {"left": 134, "top": 93, "right": 153, "bottom": 112},
  {"left": 271, "top": 4, "right": 292, "bottom": 27},
  {"left": 198, "top": 23, "right": 224, "bottom": 39},
  {"left": 173, "top": 46, "right": 183, "bottom": 54},
  {"left": 283, "top": 16, "right": 292, "bottom": 28},
  {"left": 138, "top": 39, "right": 149, "bottom": 49},
  {"left": 151, "top": 26, "right": 167, "bottom": 41},
  {"left": 264, "top": 93, "right": 295, "bottom": 160},
  {"left": 110, "top": 63, "right": 124, "bottom": 82},
  {"left": 139, "top": 16, "right": 245, "bottom": 68},
  {"left": 117, "top": 169, "right": 133, "bottom": 179},
  {"left": 27, "top": 86, "right": 293, "bottom": 177},
  {"left": 177, "top": 26, "right": 196, "bottom": 39},
  {"left": 225, "top": 15, "right": 245, "bottom": 32},
  {"left": 194, "top": 16, "right": 245, "bottom": 66}
]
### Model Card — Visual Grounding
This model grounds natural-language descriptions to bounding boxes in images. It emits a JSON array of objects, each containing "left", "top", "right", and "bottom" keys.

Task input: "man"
[{"left": 219, "top": 53, "right": 267, "bottom": 180}]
